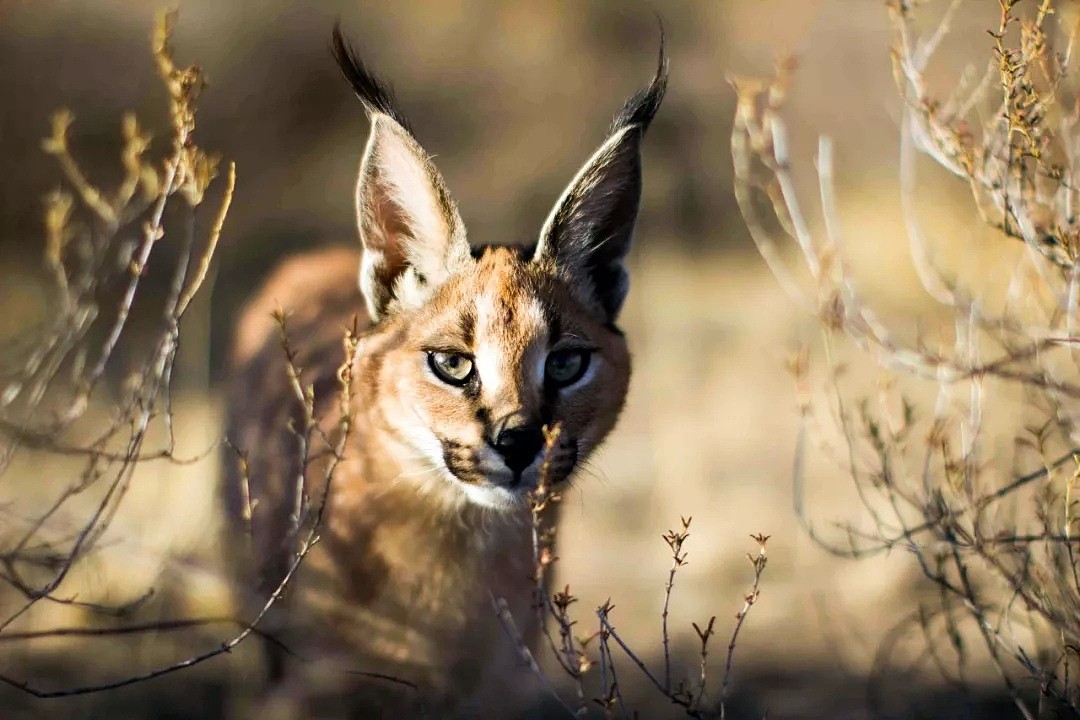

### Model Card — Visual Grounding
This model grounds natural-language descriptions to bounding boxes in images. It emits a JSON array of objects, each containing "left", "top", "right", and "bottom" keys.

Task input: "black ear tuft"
[
  {"left": 330, "top": 22, "right": 414, "bottom": 133},
  {"left": 334, "top": 22, "right": 469, "bottom": 321},
  {"left": 609, "top": 22, "right": 668, "bottom": 134}
]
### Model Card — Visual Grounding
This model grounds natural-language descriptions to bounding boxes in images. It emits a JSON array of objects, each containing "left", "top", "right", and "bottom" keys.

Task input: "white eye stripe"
[
  {"left": 534, "top": 352, "right": 547, "bottom": 387},
  {"left": 473, "top": 342, "right": 504, "bottom": 397}
]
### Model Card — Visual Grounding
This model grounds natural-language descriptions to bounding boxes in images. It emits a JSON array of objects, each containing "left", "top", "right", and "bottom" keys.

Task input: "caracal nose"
[{"left": 492, "top": 424, "right": 544, "bottom": 473}]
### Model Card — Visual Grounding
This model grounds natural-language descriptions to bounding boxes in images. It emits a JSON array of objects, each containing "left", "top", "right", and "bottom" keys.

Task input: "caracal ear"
[
  {"left": 332, "top": 24, "right": 469, "bottom": 321},
  {"left": 532, "top": 32, "right": 667, "bottom": 322}
]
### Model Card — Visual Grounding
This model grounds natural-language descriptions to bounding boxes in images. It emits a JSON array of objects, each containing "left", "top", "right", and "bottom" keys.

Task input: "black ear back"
[{"left": 533, "top": 32, "right": 667, "bottom": 321}]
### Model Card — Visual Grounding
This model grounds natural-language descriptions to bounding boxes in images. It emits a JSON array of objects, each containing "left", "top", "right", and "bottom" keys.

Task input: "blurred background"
[{"left": 0, "top": 1, "right": 1036, "bottom": 718}]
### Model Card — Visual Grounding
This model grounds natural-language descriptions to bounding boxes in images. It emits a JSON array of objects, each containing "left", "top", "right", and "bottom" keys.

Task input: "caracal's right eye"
[
  {"left": 545, "top": 349, "right": 591, "bottom": 387},
  {"left": 428, "top": 351, "right": 475, "bottom": 386}
]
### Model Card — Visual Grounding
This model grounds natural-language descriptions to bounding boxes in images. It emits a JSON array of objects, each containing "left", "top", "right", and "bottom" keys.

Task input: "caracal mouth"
[
  {"left": 443, "top": 464, "right": 540, "bottom": 510},
  {"left": 431, "top": 437, "right": 580, "bottom": 510}
]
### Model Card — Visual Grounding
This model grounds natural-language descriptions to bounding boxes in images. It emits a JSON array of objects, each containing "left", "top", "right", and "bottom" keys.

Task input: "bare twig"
[{"left": 720, "top": 534, "right": 769, "bottom": 719}]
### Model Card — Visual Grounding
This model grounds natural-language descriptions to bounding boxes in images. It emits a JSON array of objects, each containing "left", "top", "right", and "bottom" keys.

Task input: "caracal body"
[{"left": 225, "top": 25, "right": 666, "bottom": 718}]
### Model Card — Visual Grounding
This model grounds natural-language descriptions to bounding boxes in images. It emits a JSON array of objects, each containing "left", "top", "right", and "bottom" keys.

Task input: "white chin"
[{"left": 457, "top": 481, "right": 524, "bottom": 510}]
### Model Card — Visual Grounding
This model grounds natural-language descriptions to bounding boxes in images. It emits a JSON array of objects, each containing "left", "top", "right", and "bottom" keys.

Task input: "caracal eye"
[
  {"left": 545, "top": 349, "right": 590, "bottom": 387},
  {"left": 428, "top": 351, "right": 475, "bottom": 386}
]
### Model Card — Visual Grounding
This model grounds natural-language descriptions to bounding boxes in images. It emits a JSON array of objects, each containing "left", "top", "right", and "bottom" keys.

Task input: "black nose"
[{"left": 493, "top": 425, "right": 544, "bottom": 474}]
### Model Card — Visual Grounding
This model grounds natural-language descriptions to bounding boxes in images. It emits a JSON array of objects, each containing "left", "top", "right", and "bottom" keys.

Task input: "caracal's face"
[
  {"left": 331, "top": 26, "right": 664, "bottom": 511},
  {"left": 368, "top": 246, "right": 630, "bottom": 510}
]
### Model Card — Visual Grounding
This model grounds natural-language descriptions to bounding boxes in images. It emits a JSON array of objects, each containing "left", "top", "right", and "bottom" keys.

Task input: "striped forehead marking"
[{"left": 472, "top": 248, "right": 549, "bottom": 401}]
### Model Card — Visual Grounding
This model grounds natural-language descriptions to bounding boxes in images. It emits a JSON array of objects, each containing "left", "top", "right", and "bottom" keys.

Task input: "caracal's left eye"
[
  {"left": 428, "top": 351, "right": 475, "bottom": 386},
  {"left": 545, "top": 349, "right": 591, "bottom": 387}
]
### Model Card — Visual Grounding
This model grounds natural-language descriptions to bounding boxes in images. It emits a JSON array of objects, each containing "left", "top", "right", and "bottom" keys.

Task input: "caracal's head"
[{"left": 332, "top": 26, "right": 666, "bottom": 510}]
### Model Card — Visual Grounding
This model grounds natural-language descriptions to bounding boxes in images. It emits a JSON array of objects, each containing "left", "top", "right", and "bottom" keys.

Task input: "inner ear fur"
[
  {"left": 354, "top": 116, "right": 469, "bottom": 319},
  {"left": 333, "top": 25, "right": 469, "bottom": 321}
]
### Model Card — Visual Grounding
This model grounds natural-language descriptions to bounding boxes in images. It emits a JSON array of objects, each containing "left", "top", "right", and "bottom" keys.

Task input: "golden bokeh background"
[{"left": 0, "top": 1, "right": 1040, "bottom": 717}]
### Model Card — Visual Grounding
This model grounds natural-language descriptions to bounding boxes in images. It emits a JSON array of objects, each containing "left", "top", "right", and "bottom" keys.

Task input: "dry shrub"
[
  {"left": 498, "top": 426, "right": 771, "bottom": 719},
  {"left": 733, "top": 0, "right": 1080, "bottom": 716},
  {"left": 0, "top": 11, "right": 240, "bottom": 697}
]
